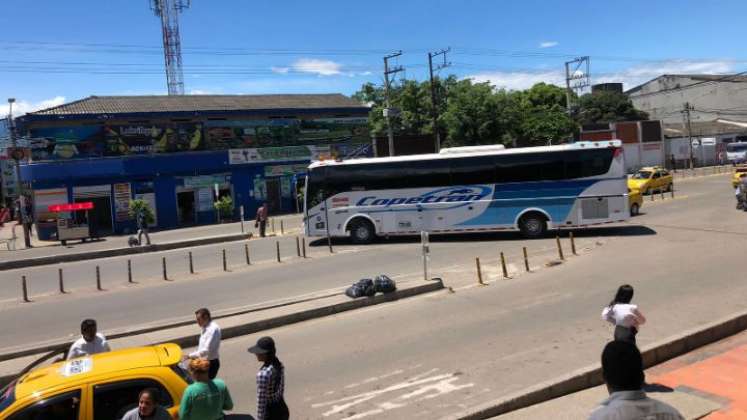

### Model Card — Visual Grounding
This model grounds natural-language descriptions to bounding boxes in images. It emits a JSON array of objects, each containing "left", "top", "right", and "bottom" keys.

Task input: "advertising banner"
[
  {"left": 229, "top": 145, "right": 331, "bottom": 165},
  {"left": 113, "top": 183, "right": 132, "bottom": 222}
]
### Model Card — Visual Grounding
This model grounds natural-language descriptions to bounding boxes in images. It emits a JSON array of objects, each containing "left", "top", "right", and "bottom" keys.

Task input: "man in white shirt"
[
  {"left": 67, "top": 319, "right": 111, "bottom": 360},
  {"left": 187, "top": 307, "right": 222, "bottom": 379},
  {"left": 589, "top": 341, "right": 684, "bottom": 420}
]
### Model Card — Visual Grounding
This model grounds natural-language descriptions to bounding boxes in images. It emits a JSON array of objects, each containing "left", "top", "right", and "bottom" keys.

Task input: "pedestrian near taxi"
[
  {"left": 602, "top": 285, "right": 646, "bottom": 345},
  {"left": 249, "top": 336, "right": 289, "bottom": 420},
  {"left": 67, "top": 319, "right": 111, "bottom": 360},
  {"left": 186, "top": 308, "right": 222, "bottom": 379},
  {"left": 179, "top": 358, "right": 233, "bottom": 420}
]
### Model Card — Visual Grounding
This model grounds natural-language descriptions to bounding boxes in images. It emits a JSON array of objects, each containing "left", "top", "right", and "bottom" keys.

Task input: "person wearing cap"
[
  {"left": 67, "top": 319, "right": 111, "bottom": 360},
  {"left": 186, "top": 308, "right": 222, "bottom": 379},
  {"left": 248, "top": 336, "right": 289, "bottom": 420},
  {"left": 179, "top": 358, "right": 233, "bottom": 420}
]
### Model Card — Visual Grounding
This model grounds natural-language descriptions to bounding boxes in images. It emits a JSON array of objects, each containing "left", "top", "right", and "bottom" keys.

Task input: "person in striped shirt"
[{"left": 248, "top": 336, "right": 288, "bottom": 420}]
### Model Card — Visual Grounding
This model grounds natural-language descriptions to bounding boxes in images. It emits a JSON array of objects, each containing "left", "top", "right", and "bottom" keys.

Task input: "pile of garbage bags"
[{"left": 345, "top": 275, "right": 397, "bottom": 298}]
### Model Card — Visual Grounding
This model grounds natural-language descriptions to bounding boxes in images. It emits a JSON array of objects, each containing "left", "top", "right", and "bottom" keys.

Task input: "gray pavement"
[{"left": 174, "top": 173, "right": 747, "bottom": 419}]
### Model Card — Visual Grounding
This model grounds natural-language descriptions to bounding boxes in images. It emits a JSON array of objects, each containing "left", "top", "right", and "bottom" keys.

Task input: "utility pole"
[
  {"left": 564, "top": 56, "right": 591, "bottom": 117},
  {"left": 8, "top": 98, "right": 31, "bottom": 248},
  {"left": 428, "top": 48, "right": 451, "bottom": 152},
  {"left": 383, "top": 51, "right": 404, "bottom": 157},
  {"left": 682, "top": 102, "right": 695, "bottom": 169}
]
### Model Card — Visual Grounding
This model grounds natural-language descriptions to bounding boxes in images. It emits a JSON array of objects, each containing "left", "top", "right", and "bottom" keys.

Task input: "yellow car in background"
[
  {"left": 628, "top": 166, "right": 673, "bottom": 195},
  {"left": 0, "top": 344, "right": 189, "bottom": 419},
  {"left": 628, "top": 188, "right": 643, "bottom": 216},
  {"left": 732, "top": 165, "right": 747, "bottom": 188}
]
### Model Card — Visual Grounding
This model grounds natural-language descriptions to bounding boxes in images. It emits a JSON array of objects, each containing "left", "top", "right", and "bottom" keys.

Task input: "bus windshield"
[{"left": 727, "top": 143, "right": 747, "bottom": 152}]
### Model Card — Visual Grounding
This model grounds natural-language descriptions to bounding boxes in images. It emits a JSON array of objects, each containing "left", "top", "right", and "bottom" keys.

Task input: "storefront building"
[{"left": 17, "top": 94, "right": 370, "bottom": 239}]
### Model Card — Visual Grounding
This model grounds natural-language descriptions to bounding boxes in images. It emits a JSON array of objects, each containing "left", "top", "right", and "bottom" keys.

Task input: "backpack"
[{"left": 374, "top": 275, "right": 397, "bottom": 293}]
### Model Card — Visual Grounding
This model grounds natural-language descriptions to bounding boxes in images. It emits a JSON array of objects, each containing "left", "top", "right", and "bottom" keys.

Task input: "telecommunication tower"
[{"left": 150, "top": 0, "right": 190, "bottom": 95}]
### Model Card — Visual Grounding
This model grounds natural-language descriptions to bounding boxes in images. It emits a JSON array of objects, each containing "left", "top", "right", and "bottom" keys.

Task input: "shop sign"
[
  {"left": 197, "top": 188, "right": 214, "bottom": 212},
  {"left": 264, "top": 164, "right": 309, "bottom": 177},
  {"left": 184, "top": 175, "right": 230, "bottom": 189},
  {"left": 229, "top": 145, "right": 331, "bottom": 165},
  {"left": 113, "top": 183, "right": 132, "bottom": 222}
]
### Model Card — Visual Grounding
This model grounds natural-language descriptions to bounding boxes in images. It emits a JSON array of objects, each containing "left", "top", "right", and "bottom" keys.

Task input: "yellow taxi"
[
  {"left": 731, "top": 165, "right": 747, "bottom": 188},
  {"left": 628, "top": 188, "right": 643, "bottom": 216},
  {"left": 628, "top": 166, "right": 673, "bottom": 195},
  {"left": 0, "top": 344, "right": 189, "bottom": 419}
]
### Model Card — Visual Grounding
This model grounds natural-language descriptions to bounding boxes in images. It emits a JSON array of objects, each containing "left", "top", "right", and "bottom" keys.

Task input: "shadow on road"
[
  {"left": 225, "top": 414, "right": 256, "bottom": 420},
  {"left": 308, "top": 225, "right": 657, "bottom": 246}
]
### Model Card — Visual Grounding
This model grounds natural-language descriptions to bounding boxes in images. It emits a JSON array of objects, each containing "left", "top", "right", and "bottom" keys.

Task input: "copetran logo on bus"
[{"left": 356, "top": 186, "right": 491, "bottom": 207}]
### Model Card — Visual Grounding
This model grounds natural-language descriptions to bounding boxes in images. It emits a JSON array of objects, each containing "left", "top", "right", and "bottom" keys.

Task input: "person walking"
[
  {"left": 602, "top": 284, "right": 646, "bottom": 345},
  {"left": 121, "top": 388, "right": 171, "bottom": 420},
  {"left": 589, "top": 341, "right": 684, "bottom": 420},
  {"left": 136, "top": 206, "right": 151, "bottom": 246},
  {"left": 186, "top": 308, "right": 222, "bottom": 379},
  {"left": 179, "top": 358, "right": 234, "bottom": 420},
  {"left": 255, "top": 202, "right": 269, "bottom": 238},
  {"left": 248, "top": 336, "right": 289, "bottom": 420},
  {"left": 67, "top": 319, "right": 111, "bottom": 359}
]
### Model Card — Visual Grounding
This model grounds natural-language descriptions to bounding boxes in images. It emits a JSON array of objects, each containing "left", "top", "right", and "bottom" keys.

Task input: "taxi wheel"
[{"left": 630, "top": 203, "right": 640, "bottom": 216}]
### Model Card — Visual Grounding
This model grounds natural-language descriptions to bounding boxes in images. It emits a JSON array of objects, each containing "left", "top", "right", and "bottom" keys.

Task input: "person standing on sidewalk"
[
  {"left": 186, "top": 308, "right": 222, "bottom": 379},
  {"left": 67, "top": 319, "right": 111, "bottom": 359},
  {"left": 136, "top": 206, "right": 151, "bottom": 246},
  {"left": 179, "top": 358, "right": 233, "bottom": 420},
  {"left": 248, "top": 336, "right": 289, "bottom": 420},
  {"left": 255, "top": 202, "right": 269, "bottom": 238},
  {"left": 602, "top": 284, "right": 646, "bottom": 345},
  {"left": 589, "top": 341, "right": 684, "bottom": 420}
]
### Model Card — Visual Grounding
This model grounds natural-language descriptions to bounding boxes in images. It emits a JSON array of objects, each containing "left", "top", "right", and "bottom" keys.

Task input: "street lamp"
[{"left": 8, "top": 97, "right": 31, "bottom": 248}]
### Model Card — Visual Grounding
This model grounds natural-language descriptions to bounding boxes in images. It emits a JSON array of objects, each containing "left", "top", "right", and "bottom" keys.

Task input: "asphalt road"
[{"left": 172, "top": 173, "right": 747, "bottom": 419}]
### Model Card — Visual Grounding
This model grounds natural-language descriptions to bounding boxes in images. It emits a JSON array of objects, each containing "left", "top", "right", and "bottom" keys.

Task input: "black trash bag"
[
  {"left": 374, "top": 275, "right": 397, "bottom": 293},
  {"left": 345, "top": 278, "right": 376, "bottom": 298}
]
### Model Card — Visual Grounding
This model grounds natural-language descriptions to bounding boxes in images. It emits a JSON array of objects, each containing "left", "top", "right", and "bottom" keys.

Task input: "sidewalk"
[
  {"left": 494, "top": 329, "right": 747, "bottom": 419},
  {"left": 0, "top": 213, "right": 302, "bottom": 263}
]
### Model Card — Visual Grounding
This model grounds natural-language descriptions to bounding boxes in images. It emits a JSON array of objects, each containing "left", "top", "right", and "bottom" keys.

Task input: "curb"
[
  {"left": 0, "top": 280, "right": 444, "bottom": 386},
  {"left": 0, "top": 232, "right": 253, "bottom": 271},
  {"left": 445, "top": 307, "right": 747, "bottom": 420}
]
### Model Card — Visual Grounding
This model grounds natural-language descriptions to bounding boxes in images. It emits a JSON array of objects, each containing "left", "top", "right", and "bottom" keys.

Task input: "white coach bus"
[{"left": 303, "top": 140, "right": 628, "bottom": 243}]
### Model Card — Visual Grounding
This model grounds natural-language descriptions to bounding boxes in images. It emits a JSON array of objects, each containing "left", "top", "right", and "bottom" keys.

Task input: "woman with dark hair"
[
  {"left": 248, "top": 336, "right": 289, "bottom": 420},
  {"left": 602, "top": 284, "right": 647, "bottom": 345},
  {"left": 121, "top": 388, "right": 171, "bottom": 420}
]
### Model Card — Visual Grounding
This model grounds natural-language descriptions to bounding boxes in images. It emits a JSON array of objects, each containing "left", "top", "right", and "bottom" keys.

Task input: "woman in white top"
[{"left": 602, "top": 284, "right": 646, "bottom": 345}]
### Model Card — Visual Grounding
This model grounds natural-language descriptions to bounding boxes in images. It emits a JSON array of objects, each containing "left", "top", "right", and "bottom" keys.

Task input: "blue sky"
[{"left": 2, "top": 0, "right": 746, "bottom": 115}]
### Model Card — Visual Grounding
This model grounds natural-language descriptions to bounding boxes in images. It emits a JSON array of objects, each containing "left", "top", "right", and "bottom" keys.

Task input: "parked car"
[
  {"left": 628, "top": 188, "right": 643, "bottom": 216},
  {"left": 0, "top": 344, "right": 190, "bottom": 419},
  {"left": 628, "top": 166, "right": 673, "bottom": 195}
]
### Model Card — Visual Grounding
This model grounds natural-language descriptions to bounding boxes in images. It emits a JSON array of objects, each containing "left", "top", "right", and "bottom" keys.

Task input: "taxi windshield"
[
  {"left": 632, "top": 171, "right": 652, "bottom": 180},
  {"left": 0, "top": 379, "right": 17, "bottom": 413}
]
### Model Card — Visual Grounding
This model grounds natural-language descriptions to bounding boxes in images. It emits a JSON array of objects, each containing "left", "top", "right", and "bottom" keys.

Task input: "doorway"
[
  {"left": 74, "top": 196, "right": 113, "bottom": 237},
  {"left": 266, "top": 178, "right": 281, "bottom": 213},
  {"left": 177, "top": 191, "right": 196, "bottom": 226}
]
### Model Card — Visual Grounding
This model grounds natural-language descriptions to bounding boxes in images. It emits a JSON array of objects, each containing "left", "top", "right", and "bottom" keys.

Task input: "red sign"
[{"left": 48, "top": 202, "right": 94, "bottom": 212}]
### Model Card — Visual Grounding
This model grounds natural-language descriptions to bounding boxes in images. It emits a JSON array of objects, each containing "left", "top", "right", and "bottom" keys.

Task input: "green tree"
[
  {"left": 576, "top": 91, "right": 649, "bottom": 126},
  {"left": 214, "top": 196, "right": 234, "bottom": 221},
  {"left": 514, "top": 83, "right": 576, "bottom": 146},
  {"left": 128, "top": 199, "right": 155, "bottom": 225}
]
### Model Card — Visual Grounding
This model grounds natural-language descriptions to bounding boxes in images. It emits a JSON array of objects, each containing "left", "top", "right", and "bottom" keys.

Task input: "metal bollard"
[
  {"left": 476, "top": 257, "right": 485, "bottom": 285},
  {"left": 245, "top": 243, "right": 251, "bottom": 265},
  {"left": 276, "top": 241, "right": 281, "bottom": 263},
  {"left": 671, "top": 186, "right": 675, "bottom": 199},
  {"left": 281, "top": 220, "right": 285, "bottom": 236},
  {"left": 500, "top": 252, "right": 508, "bottom": 278},
  {"left": 556, "top": 235, "right": 565, "bottom": 261},
  {"left": 660, "top": 188, "right": 664, "bottom": 200},
  {"left": 295, "top": 236, "right": 301, "bottom": 257},
  {"left": 188, "top": 251, "right": 194, "bottom": 274},
  {"left": 162, "top": 257, "right": 168, "bottom": 281},
  {"left": 127, "top": 259, "right": 133, "bottom": 283},
  {"left": 59, "top": 268, "right": 65, "bottom": 294},
  {"left": 327, "top": 234, "right": 334, "bottom": 254},
  {"left": 523, "top": 247, "right": 530, "bottom": 272},
  {"left": 21, "top": 275, "right": 30, "bottom": 302},
  {"left": 570, "top": 231, "right": 577, "bottom": 255},
  {"left": 96, "top": 266, "right": 103, "bottom": 291},
  {"left": 302, "top": 237, "right": 307, "bottom": 258},
  {"left": 222, "top": 249, "right": 228, "bottom": 272},
  {"left": 651, "top": 190, "right": 655, "bottom": 201}
]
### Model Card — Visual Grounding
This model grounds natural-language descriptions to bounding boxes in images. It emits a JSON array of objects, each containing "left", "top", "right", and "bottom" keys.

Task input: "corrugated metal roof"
[{"left": 28, "top": 94, "right": 367, "bottom": 116}]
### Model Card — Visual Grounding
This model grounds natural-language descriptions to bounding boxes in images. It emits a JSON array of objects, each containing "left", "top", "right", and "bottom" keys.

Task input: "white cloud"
[
  {"left": 467, "top": 70, "right": 565, "bottom": 90},
  {"left": 188, "top": 89, "right": 222, "bottom": 95},
  {"left": 0, "top": 96, "right": 66, "bottom": 117},
  {"left": 292, "top": 58, "right": 342, "bottom": 76},
  {"left": 539, "top": 41, "right": 559, "bottom": 48},
  {"left": 595, "top": 60, "right": 735, "bottom": 90},
  {"left": 271, "top": 66, "right": 290, "bottom": 74}
]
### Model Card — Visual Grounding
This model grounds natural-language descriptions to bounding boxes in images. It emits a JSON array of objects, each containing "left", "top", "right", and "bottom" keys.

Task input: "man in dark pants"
[
  {"left": 255, "top": 202, "right": 269, "bottom": 238},
  {"left": 186, "top": 308, "right": 222, "bottom": 379}
]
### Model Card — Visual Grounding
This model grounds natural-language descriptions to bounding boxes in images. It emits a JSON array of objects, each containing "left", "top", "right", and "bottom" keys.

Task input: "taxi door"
[{"left": 3, "top": 387, "right": 89, "bottom": 420}]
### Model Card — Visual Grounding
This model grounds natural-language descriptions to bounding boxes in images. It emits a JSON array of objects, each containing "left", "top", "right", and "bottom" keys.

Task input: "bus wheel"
[
  {"left": 519, "top": 213, "right": 547, "bottom": 239},
  {"left": 348, "top": 219, "right": 375, "bottom": 244}
]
